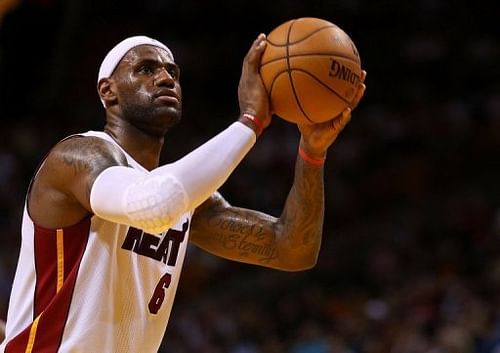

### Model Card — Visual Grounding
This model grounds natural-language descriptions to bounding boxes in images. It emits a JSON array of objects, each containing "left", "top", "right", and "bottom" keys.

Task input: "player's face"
[{"left": 112, "top": 45, "right": 182, "bottom": 136}]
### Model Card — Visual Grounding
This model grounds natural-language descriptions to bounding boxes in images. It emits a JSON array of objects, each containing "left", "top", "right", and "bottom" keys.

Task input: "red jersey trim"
[{"left": 5, "top": 217, "right": 91, "bottom": 353}]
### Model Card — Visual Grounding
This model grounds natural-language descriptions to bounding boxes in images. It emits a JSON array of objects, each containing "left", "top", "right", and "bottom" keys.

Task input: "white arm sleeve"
[{"left": 89, "top": 122, "right": 256, "bottom": 234}]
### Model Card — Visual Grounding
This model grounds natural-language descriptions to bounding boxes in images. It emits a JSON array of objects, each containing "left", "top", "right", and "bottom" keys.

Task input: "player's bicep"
[{"left": 47, "top": 136, "right": 128, "bottom": 212}]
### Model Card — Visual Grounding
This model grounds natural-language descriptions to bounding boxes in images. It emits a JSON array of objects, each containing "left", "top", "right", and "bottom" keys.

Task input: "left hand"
[{"left": 298, "top": 70, "right": 367, "bottom": 158}]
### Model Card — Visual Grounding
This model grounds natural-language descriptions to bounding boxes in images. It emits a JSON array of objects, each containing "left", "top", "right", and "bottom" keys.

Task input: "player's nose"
[{"left": 154, "top": 67, "right": 175, "bottom": 87}]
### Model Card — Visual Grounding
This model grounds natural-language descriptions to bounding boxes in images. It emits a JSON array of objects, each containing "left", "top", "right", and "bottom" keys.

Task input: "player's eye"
[
  {"left": 138, "top": 65, "right": 153, "bottom": 75},
  {"left": 167, "top": 66, "right": 180, "bottom": 80}
]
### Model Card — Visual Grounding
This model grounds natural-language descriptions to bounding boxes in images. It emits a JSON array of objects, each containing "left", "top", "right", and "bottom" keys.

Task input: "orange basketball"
[{"left": 260, "top": 17, "right": 362, "bottom": 125}]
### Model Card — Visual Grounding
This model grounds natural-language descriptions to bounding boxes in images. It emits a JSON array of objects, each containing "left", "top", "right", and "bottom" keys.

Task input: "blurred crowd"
[{"left": 0, "top": 0, "right": 499, "bottom": 352}]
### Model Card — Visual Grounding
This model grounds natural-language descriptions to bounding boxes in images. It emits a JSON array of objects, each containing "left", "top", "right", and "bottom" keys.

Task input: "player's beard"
[{"left": 121, "top": 99, "right": 182, "bottom": 137}]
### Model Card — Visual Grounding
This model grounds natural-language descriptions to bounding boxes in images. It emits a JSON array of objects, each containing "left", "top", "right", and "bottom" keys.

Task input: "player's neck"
[{"left": 104, "top": 120, "right": 164, "bottom": 171}]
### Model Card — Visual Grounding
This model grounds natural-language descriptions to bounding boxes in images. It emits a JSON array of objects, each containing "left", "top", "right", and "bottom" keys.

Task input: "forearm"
[
  {"left": 152, "top": 121, "right": 256, "bottom": 207},
  {"left": 90, "top": 122, "right": 256, "bottom": 234},
  {"left": 276, "top": 155, "right": 325, "bottom": 269}
]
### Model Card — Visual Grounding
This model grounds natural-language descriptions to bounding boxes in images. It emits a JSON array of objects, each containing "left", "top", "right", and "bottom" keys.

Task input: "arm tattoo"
[
  {"left": 57, "top": 136, "right": 127, "bottom": 200},
  {"left": 59, "top": 137, "right": 126, "bottom": 175},
  {"left": 193, "top": 157, "right": 324, "bottom": 268},
  {"left": 60, "top": 138, "right": 99, "bottom": 175},
  {"left": 197, "top": 206, "right": 279, "bottom": 263},
  {"left": 279, "top": 157, "right": 324, "bottom": 247}
]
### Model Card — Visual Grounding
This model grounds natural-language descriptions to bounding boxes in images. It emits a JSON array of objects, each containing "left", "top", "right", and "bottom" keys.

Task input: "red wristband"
[
  {"left": 298, "top": 146, "right": 326, "bottom": 166},
  {"left": 242, "top": 113, "right": 264, "bottom": 136}
]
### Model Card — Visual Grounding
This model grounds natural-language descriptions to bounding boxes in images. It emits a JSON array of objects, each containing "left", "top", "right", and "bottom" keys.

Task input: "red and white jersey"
[{"left": 1, "top": 131, "right": 192, "bottom": 353}]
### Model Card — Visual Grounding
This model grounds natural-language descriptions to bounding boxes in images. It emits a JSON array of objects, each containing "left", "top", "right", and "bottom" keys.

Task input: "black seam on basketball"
[
  {"left": 260, "top": 52, "right": 361, "bottom": 67},
  {"left": 291, "top": 68, "right": 351, "bottom": 106},
  {"left": 287, "top": 20, "right": 315, "bottom": 124},
  {"left": 266, "top": 25, "right": 338, "bottom": 46},
  {"left": 268, "top": 70, "right": 287, "bottom": 104}
]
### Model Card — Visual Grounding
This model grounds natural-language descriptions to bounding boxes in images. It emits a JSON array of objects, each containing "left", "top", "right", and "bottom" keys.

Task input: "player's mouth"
[{"left": 154, "top": 91, "right": 179, "bottom": 104}]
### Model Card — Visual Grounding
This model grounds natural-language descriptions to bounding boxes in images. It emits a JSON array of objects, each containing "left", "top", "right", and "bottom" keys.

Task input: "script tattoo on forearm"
[{"left": 204, "top": 208, "right": 279, "bottom": 263}]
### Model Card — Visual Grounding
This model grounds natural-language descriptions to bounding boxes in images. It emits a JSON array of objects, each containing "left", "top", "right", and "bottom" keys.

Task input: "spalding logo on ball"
[{"left": 260, "top": 17, "right": 363, "bottom": 125}]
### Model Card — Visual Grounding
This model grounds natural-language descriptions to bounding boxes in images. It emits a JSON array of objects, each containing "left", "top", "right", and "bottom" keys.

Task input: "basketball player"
[{"left": 0, "top": 33, "right": 365, "bottom": 352}]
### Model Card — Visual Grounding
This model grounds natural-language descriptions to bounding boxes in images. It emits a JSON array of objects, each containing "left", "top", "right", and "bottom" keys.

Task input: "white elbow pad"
[
  {"left": 90, "top": 166, "right": 189, "bottom": 234},
  {"left": 123, "top": 172, "right": 188, "bottom": 233}
]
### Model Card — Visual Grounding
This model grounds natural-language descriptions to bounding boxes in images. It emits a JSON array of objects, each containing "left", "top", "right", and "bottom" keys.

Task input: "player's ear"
[{"left": 97, "top": 78, "right": 117, "bottom": 106}]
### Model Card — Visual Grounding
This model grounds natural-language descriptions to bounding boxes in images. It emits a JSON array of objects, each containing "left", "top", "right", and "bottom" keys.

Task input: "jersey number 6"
[{"left": 148, "top": 272, "right": 172, "bottom": 314}]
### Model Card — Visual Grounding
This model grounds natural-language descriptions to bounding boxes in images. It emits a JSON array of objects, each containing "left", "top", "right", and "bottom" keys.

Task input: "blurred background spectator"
[{"left": 0, "top": 0, "right": 499, "bottom": 352}]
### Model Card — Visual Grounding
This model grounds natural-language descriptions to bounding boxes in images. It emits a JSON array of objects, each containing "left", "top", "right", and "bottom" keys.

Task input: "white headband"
[{"left": 97, "top": 35, "right": 174, "bottom": 106}]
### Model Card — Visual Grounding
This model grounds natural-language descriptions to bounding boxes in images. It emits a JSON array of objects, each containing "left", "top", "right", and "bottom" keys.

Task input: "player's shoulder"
[{"left": 47, "top": 134, "right": 128, "bottom": 170}]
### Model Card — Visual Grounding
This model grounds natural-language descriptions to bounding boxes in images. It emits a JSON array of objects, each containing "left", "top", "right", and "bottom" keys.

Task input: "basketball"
[{"left": 260, "top": 17, "right": 362, "bottom": 125}]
